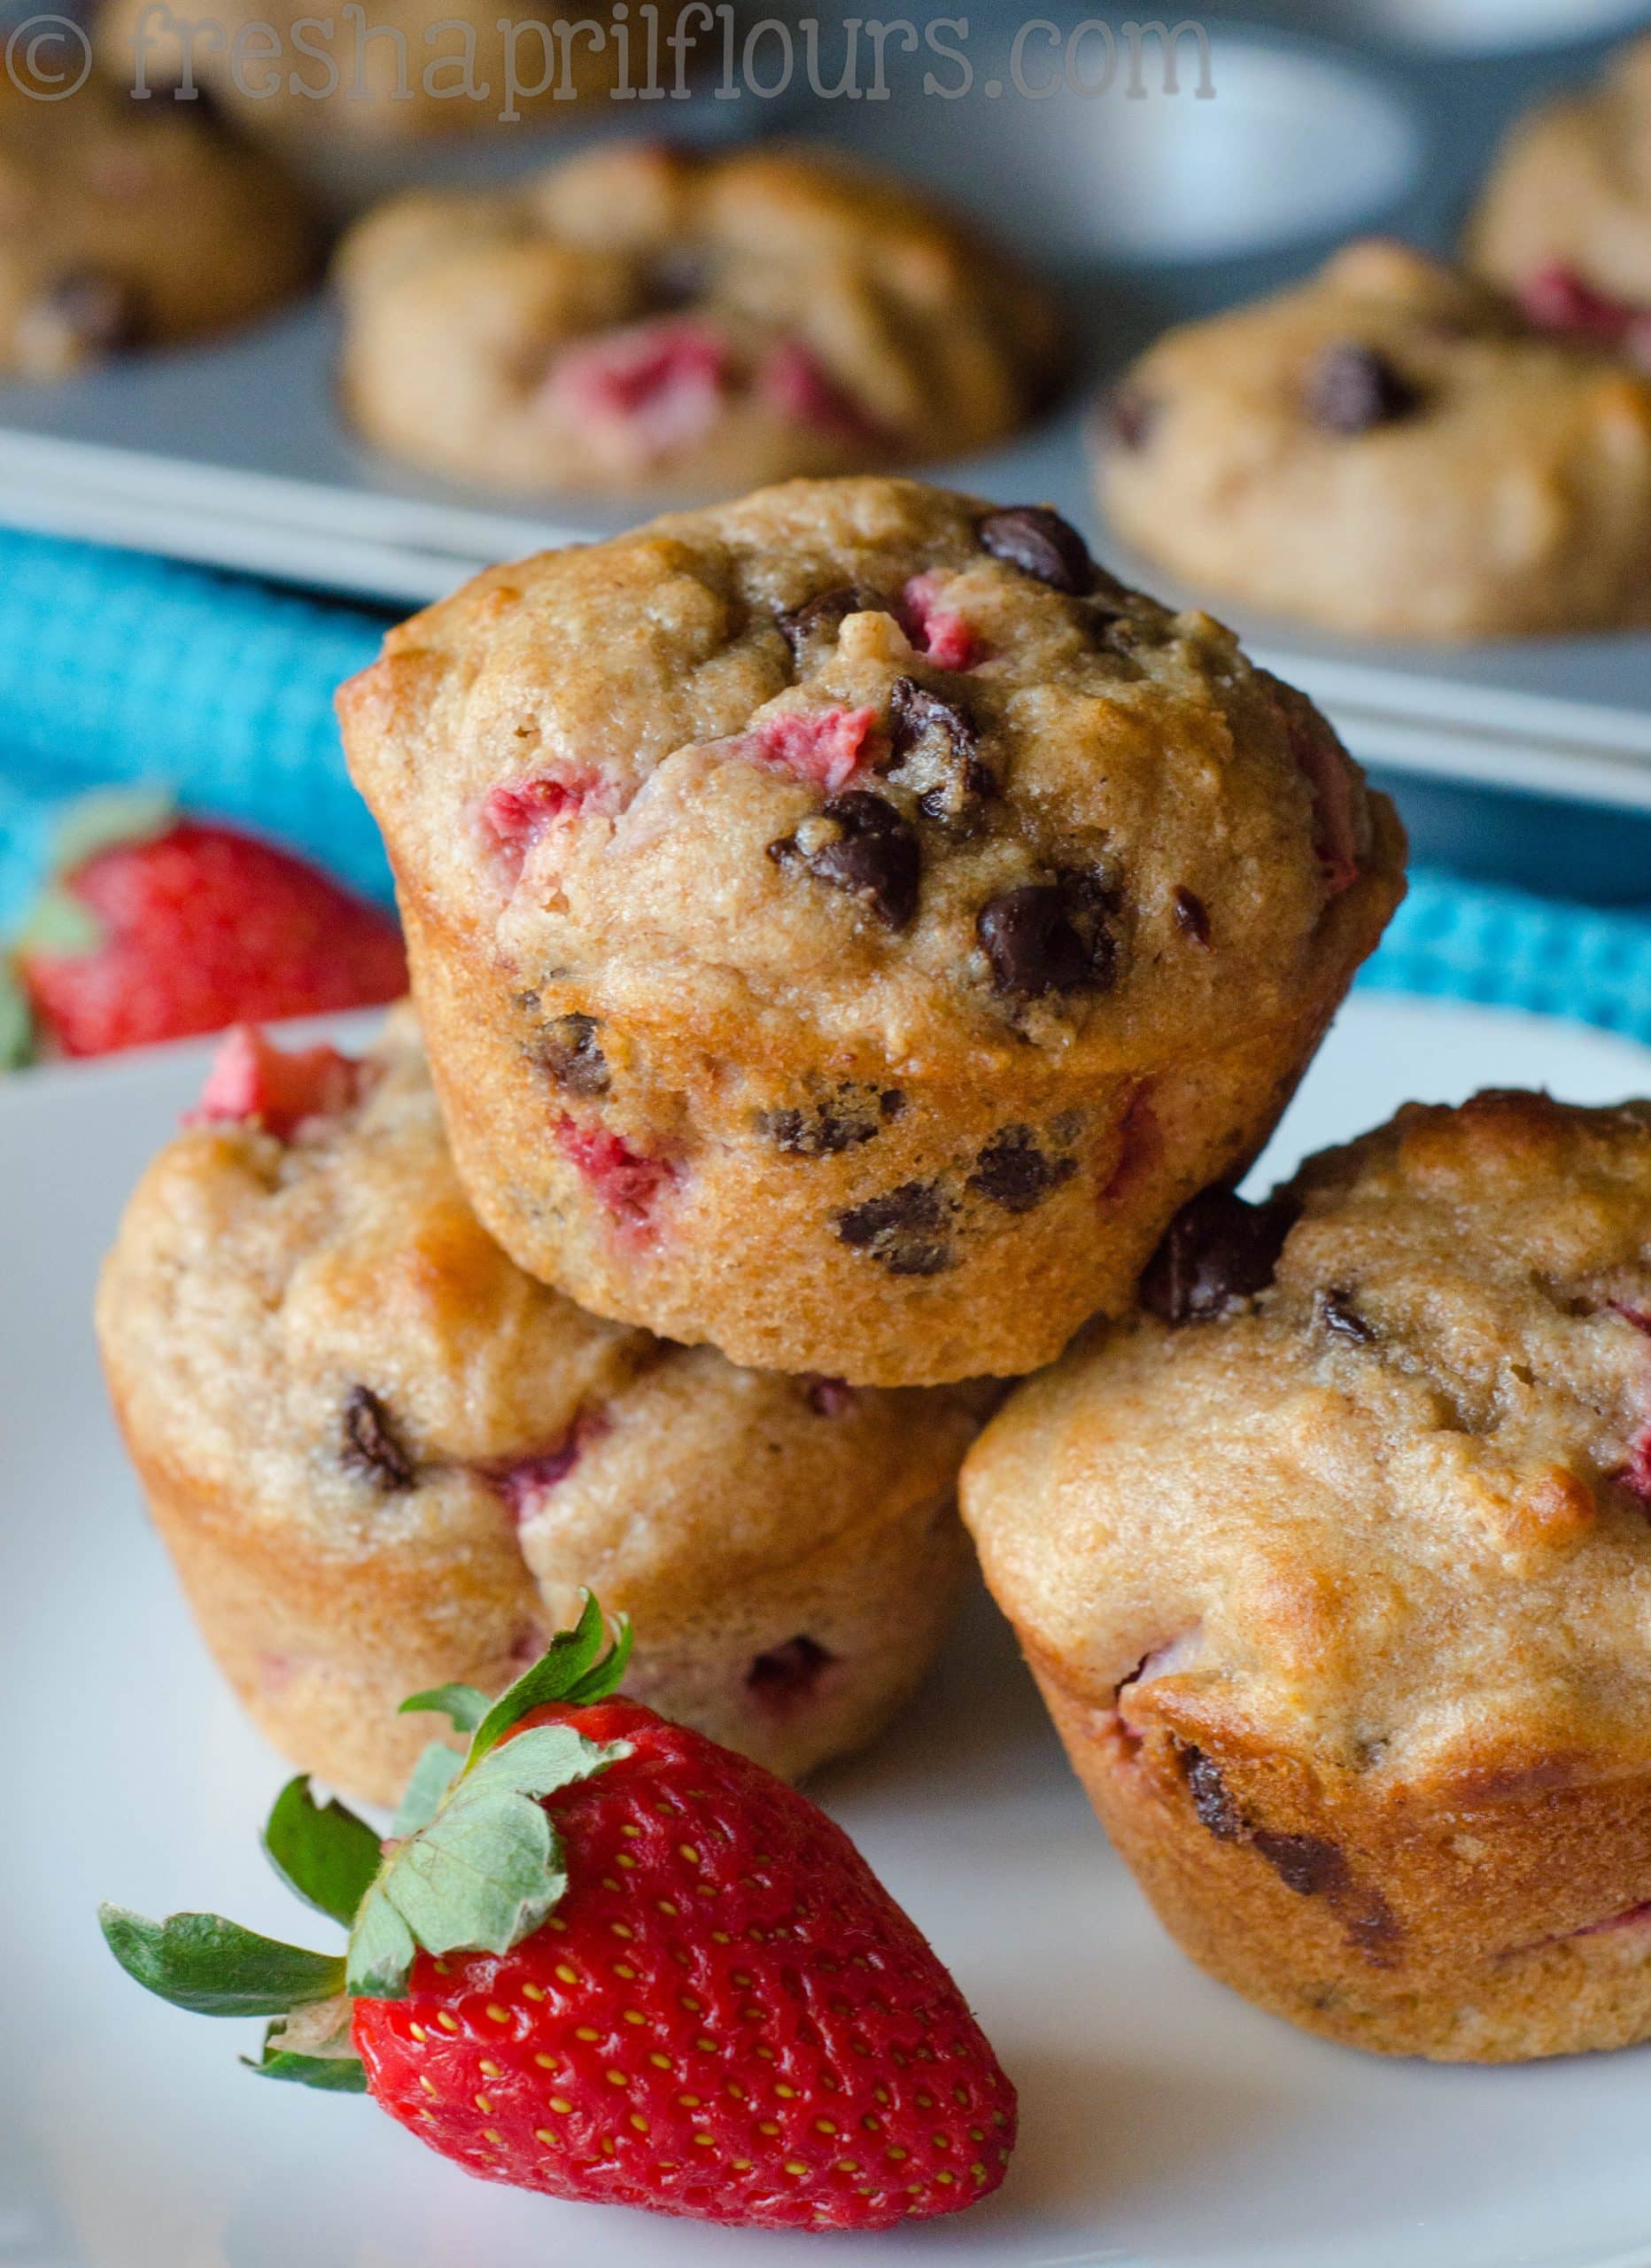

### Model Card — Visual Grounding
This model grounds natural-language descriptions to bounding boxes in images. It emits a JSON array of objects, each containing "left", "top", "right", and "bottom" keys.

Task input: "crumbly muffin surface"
[
  {"left": 0, "top": 77, "right": 314, "bottom": 377},
  {"left": 967, "top": 1089, "right": 1651, "bottom": 1790},
  {"left": 336, "top": 144, "right": 1064, "bottom": 493},
  {"left": 1096, "top": 239, "right": 1651, "bottom": 638}
]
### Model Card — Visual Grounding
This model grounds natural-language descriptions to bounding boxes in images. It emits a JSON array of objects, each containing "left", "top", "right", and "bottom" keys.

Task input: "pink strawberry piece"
[
  {"left": 747, "top": 705, "right": 877, "bottom": 794},
  {"left": 804, "top": 1376, "right": 857, "bottom": 1418},
  {"left": 484, "top": 1410, "right": 610, "bottom": 1525},
  {"left": 1098, "top": 1082, "right": 1161, "bottom": 1206},
  {"left": 759, "top": 338, "right": 882, "bottom": 442},
  {"left": 542, "top": 319, "right": 729, "bottom": 461},
  {"left": 1518, "top": 264, "right": 1642, "bottom": 343},
  {"left": 481, "top": 773, "right": 600, "bottom": 875},
  {"left": 187, "top": 1026, "right": 365, "bottom": 1142},
  {"left": 1622, "top": 1428, "right": 1651, "bottom": 1504},
  {"left": 902, "top": 571, "right": 982, "bottom": 672},
  {"left": 554, "top": 1115, "right": 676, "bottom": 1234}
]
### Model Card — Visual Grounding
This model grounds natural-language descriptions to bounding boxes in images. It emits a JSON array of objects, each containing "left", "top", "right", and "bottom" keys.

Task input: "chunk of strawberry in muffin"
[
  {"left": 902, "top": 571, "right": 981, "bottom": 672},
  {"left": 553, "top": 1115, "right": 677, "bottom": 1235},
  {"left": 540, "top": 319, "right": 729, "bottom": 462},
  {"left": 759, "top": 338, "right": 886, "bottom": 444},
  {"left": 743, "top": 705, "right": 878, "bottom": 794},
  {"left": 188, "top": 1026, "right": 367, "bottom": 1142}
]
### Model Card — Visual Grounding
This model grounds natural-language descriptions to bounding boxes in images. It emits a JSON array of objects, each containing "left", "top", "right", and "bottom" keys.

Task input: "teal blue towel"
[{"left": 2, "top": 524, "right": 1649, "bottom": 1054}]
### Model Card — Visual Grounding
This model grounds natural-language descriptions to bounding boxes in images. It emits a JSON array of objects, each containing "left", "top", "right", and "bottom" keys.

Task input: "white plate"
[{"left": 8, "top": 992, "right": 1651, "bottom": 2268}]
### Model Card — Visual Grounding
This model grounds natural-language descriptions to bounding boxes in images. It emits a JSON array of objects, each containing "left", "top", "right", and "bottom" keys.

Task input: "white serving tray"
[{"left": 10, "top": 991, "right": 1651, "bottom": 2268}]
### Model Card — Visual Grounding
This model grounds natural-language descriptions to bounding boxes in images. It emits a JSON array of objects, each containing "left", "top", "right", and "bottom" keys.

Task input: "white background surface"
[{"left": 8, "top": 993, "right": 1651, "bottom": 2268}]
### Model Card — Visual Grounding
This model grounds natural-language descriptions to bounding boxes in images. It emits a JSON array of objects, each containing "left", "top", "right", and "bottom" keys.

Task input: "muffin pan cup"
[{"left": 4, "top": 6, "right": 1649, "bottom": 807}]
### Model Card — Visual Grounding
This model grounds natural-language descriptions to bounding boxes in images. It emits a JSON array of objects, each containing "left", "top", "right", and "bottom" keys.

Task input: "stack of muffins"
[{"left": 98, "top": 468, "right": 1651, "bottom": 2073}]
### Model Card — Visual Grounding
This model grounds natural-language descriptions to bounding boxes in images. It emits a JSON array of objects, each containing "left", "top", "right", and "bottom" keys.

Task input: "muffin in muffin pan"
[
  {"left": 334, "top": 144, "right": 1066, "bottom": 495},
  {"left": 337, "top": 476, "right": 1404, "bottom": 1386},
  {"left": 96, "top": 1010, "right": 983, "bottom": 1807},
  {"left": 965, "top": 1089, "right": 1651, "bottom": 2062},
  {"left": 1469, "top": 34, "right": 1651, "bottom": 353},
  {"left": 0, "top": 76, "right": 314, "bottom": 380},
  {"left": 1094, "top": 239, "right": 1651, "bottom": 640}
]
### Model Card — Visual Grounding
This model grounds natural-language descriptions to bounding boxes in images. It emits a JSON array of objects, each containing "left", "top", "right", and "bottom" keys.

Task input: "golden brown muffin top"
[
  {"left": 965, "top": 1090, "right": 1651, "bottom": 1795},
  {"left": 341, "top": 476, "right": 1395, "bottom": 1081}
]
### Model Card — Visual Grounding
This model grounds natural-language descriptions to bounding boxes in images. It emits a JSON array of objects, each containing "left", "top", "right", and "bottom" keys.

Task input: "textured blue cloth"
[{"left": 4, "top": 524, "right": 1651, "bottom": 1047}]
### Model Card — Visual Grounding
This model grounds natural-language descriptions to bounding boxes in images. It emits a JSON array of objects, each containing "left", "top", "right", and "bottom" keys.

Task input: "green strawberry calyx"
[{"left": 99, "top": 1595, "right": 632, "bottom": 2092}]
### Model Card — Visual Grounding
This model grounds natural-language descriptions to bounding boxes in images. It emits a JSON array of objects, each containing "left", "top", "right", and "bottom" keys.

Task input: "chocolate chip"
[
  {"left": 768, "top": 792, "right": 919, "bottom": 930},
  {"left": 1178, "top": 1744, "right": 1247, "bottom": 1842},
  {"left": 1105, "top": 385, "right": 1157, "bottom": 451},
  {"left": 341, "top": 1386, "right": 415, "bottom": 1493},
  {"left": 885, "top": 676, "right": 996, "bottom": 828},
  {"left": 1317, "top": 1287, "right": 1375, "bottom": 1343},
  {"left": 776, "top": 585, "right": 889, "bottom": 664},
  {"left": 966, "top": 1124, "right": 1077, "bottom": 1215},
  {"left": 1305, "top": 341, "right": 1422, "bottom": 434},
  {"left": 531, "top": 1012, "right": 609, "bottom": 1097},
  {"left": 1140, "top": 1187, "right": 1298, "bottom": 1325},
  {"left": 832, "top": 1179, "right": 955, "bottom": 1276},
  {"left": 37, "top": 268, "right": 148, "bottom": 360},
  {"left": 978, "top": 504, "right": 1097, "bottom": 594},
  {"left": 644, "top": 245, "right": 710, "bottom": 310},
  {"left": 976, "top": 874, "right": 1118, "bottom": 1002},
  {"left": 1171, "top": 886, "right": 1210, "bottom": 946},
  {"left": 747, "top": 1634, "right": 838, "bottom": 1710},
  {"left": 1252, "top": 1830, "right": 1350, "bottom": 1899},
  {"left": 755, "top": 1083, "right": 891, "bottom": 1157}
]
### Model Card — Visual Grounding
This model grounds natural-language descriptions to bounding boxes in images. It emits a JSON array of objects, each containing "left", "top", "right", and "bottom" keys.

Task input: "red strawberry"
[
  {"left": 101, "top": 1601, "right": 1016, "bottom": 2234},
  {"left": 12, "top": 799, "right": 405, "bottom": 1059},
  {"left": 187, "top": 1025, "right": 368, "bottom": 1142}
]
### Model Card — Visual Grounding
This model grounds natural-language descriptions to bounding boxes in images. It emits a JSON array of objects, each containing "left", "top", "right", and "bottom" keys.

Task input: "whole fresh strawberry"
[
  {"left": 7, "top": 792, "right": 405, "bottom": 1060},
  {"left": 101, "top": 1600, "right": 1016, "bottom": 2233}
]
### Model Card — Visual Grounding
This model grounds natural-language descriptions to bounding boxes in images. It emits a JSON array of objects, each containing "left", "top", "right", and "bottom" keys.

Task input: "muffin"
[
  {"left": 1468, "top": 34, "right": 1651, "bottom": 353},
  {"left": 0, "top": 75, "right": 314, "bottom": 379},
  {"left": 1094, "top": 239, "right": 1651, "bottom": 639},
  {"left": 964, "top": 1090, "right": 1651, "bottom": 2062},
  {"left": 334, "top": 143, "right": 1065, "bottom": 496},
  {"left": 337, "top": 476, "right": 1405, "bottom": 1386},
  {"left": 96, "top": 1012, "right": 982, "bottom": 1807}
]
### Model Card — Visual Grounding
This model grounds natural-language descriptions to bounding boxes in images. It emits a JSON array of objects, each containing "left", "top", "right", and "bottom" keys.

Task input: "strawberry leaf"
[
  {"left": 392, "top": 1742, "right": 463, "bottom": 1837},
  {"left": 0, "top": 964, "right": 33, "bottom": 1072},
  {"left": 245, "top": 1997, "right": 367, "bottom": 2089},
  {"left": 398, "top": 1682, "right": 490, "bottom": 1735},
  {"left": 465, "top": 1595, "right": 632, "bottom": 1769},
  {"left": 51, "top": 786, "right": 176, "bottom": 875},
  {"left": 99, "top": 1905, "right": 345, "bottom": 2017},
  {"left": 244, "top": 2047, "right": 368, "bottom": 2093},
  {"left": 262, "top": 1778, "right": 383, "bottom": 1928},
  {"left": 345, "top": 1722, "right": 630, "bottom": 2000}
]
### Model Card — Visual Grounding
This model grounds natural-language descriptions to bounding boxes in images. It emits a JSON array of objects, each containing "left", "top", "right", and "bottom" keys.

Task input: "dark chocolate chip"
[
  {"left": 776, "top": 585, "right": 889, "bottom": 664},
  {"left": 831, "top": 1179, "right": 955, "bottom": 1276},
  {"left": 1252, "top": 1829, "right": 1350, "bottom": 1899},
  {"left": 768, "top": 791, "right": 919, "bottom": 930},
  {"left": 1178, "top": 1744, "right": 1248, "bottom": 1843},
  {"left": 38, "top": 268, "right": 148, "bottom": 360},
  {"left": 341, "top": 1386, "right": 415, "bottom": 1493},
  {"left": 1105, "top": 385, "right": 1157, "bottom": 451},
  {"left": 747, "top": 1633, "right": 838, "bottom": 1710},
  {"left": 531, "top": 1011, "right": 610, "bottom": 1097},
  {"left": 1305, "top": 341, "right": 1422, "bottom": 435},
  {"left": 976, "top": 873, "right": 1118, "bottom": 1002},
  {"left": 1171, "top": 886, "right": 1211, "bottom": 946},
  {"left": 643, "top": 245, "right": 710, "bottom": 310},
  {"left": 755, "top": 1084, "right": 891, "bottom": 1158},
  {"left": 880, "top": 1088, "right": 906, "bottom": 1118},
  {"left": 1317, "top": 1287, "right": 1375, "bottom": 1343},
  {"left": 886, "top": 676, "right": 996, "bottom": 828},
  {"left": 966, "top": 1123, "right": 1077, "bottom": 1215},
  {"left": 1140, "top": 1187, "right": 1298, "bottom": 1325},
  {"left": 978, "top": 504, "right": 1097, "bottom": 595}
]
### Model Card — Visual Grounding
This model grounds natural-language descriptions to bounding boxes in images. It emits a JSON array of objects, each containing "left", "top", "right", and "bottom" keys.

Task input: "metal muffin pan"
[{"left": 2, "top": 4, "right": 1649, "bottom": 811}]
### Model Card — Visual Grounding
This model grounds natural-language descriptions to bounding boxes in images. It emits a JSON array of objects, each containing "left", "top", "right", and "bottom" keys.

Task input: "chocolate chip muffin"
[
  {"left": 1469, "top": 35, "right": 1651, "bottom": 356},
  {"left": 337, "top": 476, "right": 1405, "bottom": 1386},
  {"left": 1094, "top": 239, "right": 1651, "bottom": 639},
  {"left": 965, "top": 1090, "right": 1651, "bottom": 2062},
  {"left": 0, "top": 76, "right": 314, "bottom": 380},
  {"left": 334, "top": 144, "right": 1065, "bottom": 496},
  {"left": 96, "top": 1012, "right": 982, "bottom": 1807}
]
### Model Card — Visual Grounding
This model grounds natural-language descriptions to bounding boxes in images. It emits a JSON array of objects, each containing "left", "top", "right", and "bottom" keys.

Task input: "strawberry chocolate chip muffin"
[
  {"left": 965, "top": 1090, "right": 1651, "bottom": 2062},
  {"left": 334, "top": 143, "right": 1064, "bottom": 496},
  {"left": 96, "top": 1012, "right": 982, "bottom": 1806},
  {"left": 0, "top": 75, "right": 314, "bottom": 380},
  {"left": 1468, "top": 35, "right": 1651, "bottom": 361},
  {"left": 1094, "top": 239, "right": 1651, "bottom": 639},
  {"left": 338, "top": 475, "right": 1404, "bottom": 1386}
]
